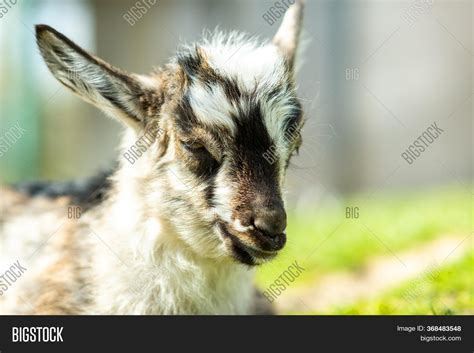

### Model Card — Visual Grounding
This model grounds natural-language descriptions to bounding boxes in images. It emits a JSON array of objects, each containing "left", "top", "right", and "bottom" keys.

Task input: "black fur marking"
[
  {"left": 13, "top": 167, "right": 115, "bottom": 210},
  {"left": 177, "top": 47, "right": 243, "bottom": 103},
  {"left": 176, "top": 47, "right": 203, "bottom": 79},
  {"left": 203, "top": 180, "right": 216, "bottom": 208},
  {"left": 196, "top": 153, "right": 220, "bottom": 180},
  {"left": 175, "top": 93, "right": 198, "bottom": 133},
  {"left": 219, "top": 76, "right": 242, "bottom": 103},
  {"left": 232, "top": 102, "right": 280, "bottom": 197}
]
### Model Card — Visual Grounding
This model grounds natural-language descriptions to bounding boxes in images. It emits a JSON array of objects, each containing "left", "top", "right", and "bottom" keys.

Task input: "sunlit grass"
[{"left": 328, "top": 251, "right": 473, "bottom": 315}]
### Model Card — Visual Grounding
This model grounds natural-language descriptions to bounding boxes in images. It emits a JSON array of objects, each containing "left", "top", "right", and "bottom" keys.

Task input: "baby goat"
[{"left": 0, "top": 1, "right": 304, "bottom": 314}]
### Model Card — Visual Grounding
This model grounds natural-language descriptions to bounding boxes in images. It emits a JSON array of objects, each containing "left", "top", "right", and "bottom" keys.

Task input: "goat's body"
[
  {"left": 0, "top": 171, "right": 266, "bottom": 314},
  {"left": 1, "top": 0, "right": 304, "bottom": 315}
]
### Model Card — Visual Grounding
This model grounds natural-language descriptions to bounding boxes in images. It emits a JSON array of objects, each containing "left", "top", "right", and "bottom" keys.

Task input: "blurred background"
[{"left": 0, "top": 0, "right": 472, "bottom": 314}]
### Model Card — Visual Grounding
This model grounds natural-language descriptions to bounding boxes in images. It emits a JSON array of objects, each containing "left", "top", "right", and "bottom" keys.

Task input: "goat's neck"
[{"left": 88, "top": 166, "right": 255, "bottom": 314}]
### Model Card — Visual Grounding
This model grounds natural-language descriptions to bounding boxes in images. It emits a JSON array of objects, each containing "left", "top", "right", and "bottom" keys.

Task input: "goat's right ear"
[
  {"left": 35, "top": 25, "right": 161, "bottom": 130},
  {"left": 272, "top": 0, "right": 304, "bottom": 71}
]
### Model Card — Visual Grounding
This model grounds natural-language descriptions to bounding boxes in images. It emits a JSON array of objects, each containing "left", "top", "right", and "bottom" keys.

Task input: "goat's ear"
[
  {"left": 35, "top": 24, "right": 161, "bottom": 130},
  {"left": 272, "top": 0, "right": 304, "bottom": 70}
]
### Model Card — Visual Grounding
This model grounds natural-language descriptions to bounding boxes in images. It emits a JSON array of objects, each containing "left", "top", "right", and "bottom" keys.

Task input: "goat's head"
[{"left": 36, "top": 1, "right": 305, "bottom": 265}]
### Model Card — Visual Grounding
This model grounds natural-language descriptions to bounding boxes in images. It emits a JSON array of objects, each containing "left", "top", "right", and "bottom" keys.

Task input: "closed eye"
[
  {"left": 181, "top": 140, "right": 207, "bottom": 152},
  {"left": 180, "top": 139, "right": 221, "bottom": 164},
  {"left": 179, "top": 139, "right": 221, "bottom": 178}
]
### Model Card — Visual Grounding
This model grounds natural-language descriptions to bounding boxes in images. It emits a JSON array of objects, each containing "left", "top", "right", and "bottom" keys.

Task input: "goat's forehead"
[
  {"left": 185, "top": 82, "right": 297, "bottom": 141},
  {"left": 179, "top": 31, "right": 288, "bottom": 86},
  {"left": 201, "top": 42, "right": 286, "bottom": 89},
  {"left": 174, "top": 37, "right": 297, "bottom": 140}
]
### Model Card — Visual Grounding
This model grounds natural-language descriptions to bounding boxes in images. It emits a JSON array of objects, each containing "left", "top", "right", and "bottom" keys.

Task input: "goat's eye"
[
  {"left": 180, "top": 138, "right": 220, "bottom": 177},
  {"left": 181, "top": 140, "right": 202, "bottom": 150},
  {"left": 181, "top": 140, "right": 207, "bottom": 153}
]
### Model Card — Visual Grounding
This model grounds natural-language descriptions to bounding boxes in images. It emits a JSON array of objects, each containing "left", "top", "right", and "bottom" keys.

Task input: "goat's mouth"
[{"left": 217, "top": 222, "right": 283, "bottom": 266}]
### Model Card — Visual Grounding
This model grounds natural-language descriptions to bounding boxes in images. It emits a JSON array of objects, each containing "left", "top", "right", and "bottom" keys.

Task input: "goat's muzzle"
[{"left": 217, "top": 201, "right": 287, "bottom": 265}]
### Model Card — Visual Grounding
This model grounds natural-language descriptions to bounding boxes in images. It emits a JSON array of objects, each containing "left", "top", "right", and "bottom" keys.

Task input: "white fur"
[
  {"left": 188, "top": 82, "right": 238, "bottom": 134},
  {"left": 200, "top": 32, "right": 286, "bottom": 92}
]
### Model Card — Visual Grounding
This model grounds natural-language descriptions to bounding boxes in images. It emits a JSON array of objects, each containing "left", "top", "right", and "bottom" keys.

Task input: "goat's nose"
[{"left": 252, "top": 205, "right": 287, "bottom": 237}]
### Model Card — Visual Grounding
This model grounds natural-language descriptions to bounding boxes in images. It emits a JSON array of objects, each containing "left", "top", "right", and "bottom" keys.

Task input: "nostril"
[{"left": 252, "top": 208, "right": 287, "bottom": 238}]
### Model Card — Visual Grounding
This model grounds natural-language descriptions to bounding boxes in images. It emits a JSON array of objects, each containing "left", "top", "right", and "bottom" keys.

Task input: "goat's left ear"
[
  {"left": 272, "top": 0, "right": 305, "bottom": 71},
  {"left": 35, "top": 25, "right": 162, "bottom": 131}
]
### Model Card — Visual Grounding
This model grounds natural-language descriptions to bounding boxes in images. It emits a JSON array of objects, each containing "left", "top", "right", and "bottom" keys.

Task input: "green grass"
[
  {"left": 328, "top": 252, "right": 474, "bottom": 315},
  {"left": 256, "top": 185, "right": 472, "bottom": 289}
]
